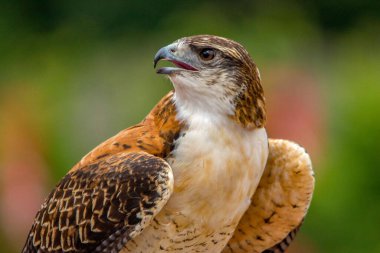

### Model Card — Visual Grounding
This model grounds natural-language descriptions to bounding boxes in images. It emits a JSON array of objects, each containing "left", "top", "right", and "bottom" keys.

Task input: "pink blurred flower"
[
  {"left": 265, "top": 66, "right": 326, "bottom": 161},
  {"left": 0, "top": 86, "right": 49, "bottom": 250}
]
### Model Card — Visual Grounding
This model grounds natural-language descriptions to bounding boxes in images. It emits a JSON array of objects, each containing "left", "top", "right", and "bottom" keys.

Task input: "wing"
[
  {"left": 22, "top": 152, "right": 173, "bottom": 253},
  {"left": 224, "top": 139, "right": 315, "bottom": 253}
]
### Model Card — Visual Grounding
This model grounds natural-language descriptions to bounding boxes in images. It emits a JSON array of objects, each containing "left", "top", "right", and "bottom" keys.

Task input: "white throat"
[{"left": 169, "top": 74, "right": 236, "bottom": 125}]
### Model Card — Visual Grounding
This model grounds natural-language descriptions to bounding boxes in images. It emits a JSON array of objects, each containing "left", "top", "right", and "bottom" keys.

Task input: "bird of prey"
[{"left": 22, "top": 35, "right": 314, "bottom": 253}]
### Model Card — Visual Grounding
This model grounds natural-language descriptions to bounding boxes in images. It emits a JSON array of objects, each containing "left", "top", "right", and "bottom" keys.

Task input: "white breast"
[{"left": 166, "top": 113, "right": 268, "bottom": 230}]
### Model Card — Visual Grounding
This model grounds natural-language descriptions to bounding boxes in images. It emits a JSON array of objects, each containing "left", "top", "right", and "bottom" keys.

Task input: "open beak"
[{"left": 153, "top": 44, "right": 198, "bottom": 74}]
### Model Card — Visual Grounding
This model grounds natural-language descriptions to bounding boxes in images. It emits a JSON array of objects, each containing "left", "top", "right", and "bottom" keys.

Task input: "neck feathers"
[
  {"left": 233, "top": 77, "right": 266, "bottom": 129},
  {"left": 232, "top": 65, "right": 266, "bottom": 129}
]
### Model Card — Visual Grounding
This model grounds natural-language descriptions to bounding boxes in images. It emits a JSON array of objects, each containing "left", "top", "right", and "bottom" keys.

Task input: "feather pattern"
[
  {"left": 23, "top": 152, "right": 174, "bottom": 253},
  {"left": 22, "top": 93, "right": 180, "bottom": 253},
  {"left": 223, "top": 139, "right": 315, "bottom": 253}
]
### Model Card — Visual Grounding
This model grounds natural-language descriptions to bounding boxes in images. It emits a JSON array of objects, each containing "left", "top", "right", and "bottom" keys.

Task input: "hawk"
[{"left": 22, "top": 35, "right": 314, "bottom": 253}]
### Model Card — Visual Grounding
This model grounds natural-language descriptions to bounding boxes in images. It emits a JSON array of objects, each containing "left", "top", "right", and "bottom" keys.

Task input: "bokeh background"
[{"left": 1, "top": 1, "right": 380, "bottom": 252}]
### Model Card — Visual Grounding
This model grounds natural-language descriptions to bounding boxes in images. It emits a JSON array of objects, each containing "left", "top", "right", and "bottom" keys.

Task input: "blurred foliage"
[{"left": 0, "top": 0, "right": 380, "bottom": 252}]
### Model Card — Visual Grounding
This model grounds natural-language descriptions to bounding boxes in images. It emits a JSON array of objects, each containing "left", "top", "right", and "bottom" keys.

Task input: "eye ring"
[{"left": 199, "top": 48, "right": 215, "bottom": 61}]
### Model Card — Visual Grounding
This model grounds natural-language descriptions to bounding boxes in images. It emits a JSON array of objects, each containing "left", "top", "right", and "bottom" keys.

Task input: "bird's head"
[{"left": 154, "top": 35, "right": 266, "bottom": 129}]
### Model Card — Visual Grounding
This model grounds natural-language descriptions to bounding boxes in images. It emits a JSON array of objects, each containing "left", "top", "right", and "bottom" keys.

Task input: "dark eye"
[{"left": 199, "top": 48, "right": 215, "bottom": 61}]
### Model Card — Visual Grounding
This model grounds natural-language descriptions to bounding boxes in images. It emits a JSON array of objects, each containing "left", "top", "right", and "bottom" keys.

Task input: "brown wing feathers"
[
  {"left": 23, "top": 93, "right": 180, "bottom": 253},
  {"left": 23, "top": 152, "right": 173, "bottom": 253},
  {"left": 223, "top": 139, "right": 314, "bottom": 253}
]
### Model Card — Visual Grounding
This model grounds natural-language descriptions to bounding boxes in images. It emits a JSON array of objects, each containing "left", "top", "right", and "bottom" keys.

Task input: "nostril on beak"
[{"left": 153, "top": 43, "right": 178, "bottom": 68}]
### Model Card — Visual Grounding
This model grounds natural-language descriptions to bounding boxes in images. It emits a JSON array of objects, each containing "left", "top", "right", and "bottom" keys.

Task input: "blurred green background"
[{"left": 1, "top": 1, "right": 380, "bottom": 252}]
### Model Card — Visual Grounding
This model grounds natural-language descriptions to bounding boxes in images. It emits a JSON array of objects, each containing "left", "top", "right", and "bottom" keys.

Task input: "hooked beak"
[{"left": 153, "top": 43, "right": 198, "bottom": 74}]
